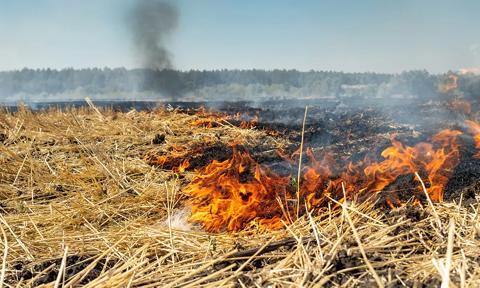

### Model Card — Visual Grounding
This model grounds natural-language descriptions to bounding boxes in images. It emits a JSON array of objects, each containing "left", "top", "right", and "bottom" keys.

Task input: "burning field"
[{"left": 1, "top": 99, "right": 480, "bottom": 287}]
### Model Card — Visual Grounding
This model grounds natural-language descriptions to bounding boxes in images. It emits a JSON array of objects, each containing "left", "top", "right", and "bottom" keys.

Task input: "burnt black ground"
[
  {"left": 211, "top": 98, "right": 480, "bottom": 203},
  {"left": 5, "top": 98, "right": 480, "bottom": 202}
]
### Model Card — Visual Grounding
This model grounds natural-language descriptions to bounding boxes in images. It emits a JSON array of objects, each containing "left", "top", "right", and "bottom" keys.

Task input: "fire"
[
  {"left": 300, "top": 129, "right": 461, "bottom": 209},
  {"left": 357, "top": 129, "right": 461, "bottom": 204},
  {"left": 239, "top": 114, "right": 259, "bottom": 129},
  {"left": 190, "top": 117, "right": 220, "bottom": 128},
  {"left": 145, "top": 145, "right": 195, "bottom": 172},
  {"left": 465, "top": 120, "right": 480, "bottom": 158},
  {"left": 178, "top": 159, "right": 190, "bottom": 173},
  {"left": 186, "top": 129, "right": 462, "bottom": 232},
  {"left": 190, "top": 108, "right": 227, "bottom": 128},
  {"left": 190, "top": 108, "right": 259, "bottom": 129},
  {"left": 184, "top": 147, "right": 291, "bottom": 232},
  {"left": 439, "top": 73, "right": 459, "bottom": 94},
  {"left": 440, "top": 72, "right": 471, "bottom": 115},
  {"left": 151, "top": 104, "right": 473, "bottom": 232}
]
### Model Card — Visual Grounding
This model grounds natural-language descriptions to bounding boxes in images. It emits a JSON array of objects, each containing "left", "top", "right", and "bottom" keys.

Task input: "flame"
[
  {"left": 239, "top": 114, "right": 259, "bottom": 129},
  {"left": 190, "top": 107, "right": 227, "bottom": 128},
  {"left": 359, "top": 129, "right": 461, "bottom": 204},
  {"left": 465, "top": 120, "right": 480, "bottom": 158},
  {"left": 439, "top": 73, "right": 459, "bottom": 93},
  {"left": 440, "top": 72, "right": 472, "bottom": 115},
  {"left": 186, "top": 129, "right": 462, "bottom": 232},
  {"left": 300, "top": 129, "right": 461, "bottom": 209},
  {"left": 190, "top": 117, "right": 218, "bottom": 128},
  {"left": 190, "top": 108, "right": 260, "bottom": 129},
  {"left": 152, "top": 106, "right": 471, "bottom": 232},
  {"left": 178, "top": 159, "right": 190, "bottom": 173},
  {"left": 184, "top": 147, "right": 292, "bottom": 232},
  {"left": 145, "top": 144, "right": 198, "bottom": 172}
]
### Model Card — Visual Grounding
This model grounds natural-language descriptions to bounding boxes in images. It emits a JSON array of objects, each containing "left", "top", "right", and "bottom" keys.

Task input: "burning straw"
[{"left": 0, "top": 106, "right": 479, "bottom": 286}]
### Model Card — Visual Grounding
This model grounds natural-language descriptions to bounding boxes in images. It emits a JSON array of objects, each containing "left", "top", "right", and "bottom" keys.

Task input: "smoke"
[
  {"left": 128, "top": 0, "right": 179, "bottom": 70},
  {"left": 164, "top": 207, "right": 193, "bottom": 231}
]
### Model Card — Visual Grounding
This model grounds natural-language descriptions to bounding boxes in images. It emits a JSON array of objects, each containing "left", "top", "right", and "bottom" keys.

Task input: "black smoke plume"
[{"left": 128, "top": 0, "right": 179, "bottom": 70}]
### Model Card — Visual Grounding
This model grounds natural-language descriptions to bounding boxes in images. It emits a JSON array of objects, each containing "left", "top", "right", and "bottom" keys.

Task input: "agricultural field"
[{"left": 0, "top": 101, "right": 479, "bottom": 287}]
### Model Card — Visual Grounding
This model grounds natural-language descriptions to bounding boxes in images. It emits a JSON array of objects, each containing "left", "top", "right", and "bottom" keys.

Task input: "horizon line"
[{"left": 0, "top": 67, "right": 466, "bottom": 75}]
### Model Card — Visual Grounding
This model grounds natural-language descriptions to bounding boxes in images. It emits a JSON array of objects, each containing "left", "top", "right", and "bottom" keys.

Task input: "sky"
[{"left": 0, "top": 0, "right": 479, "bottom": 73}]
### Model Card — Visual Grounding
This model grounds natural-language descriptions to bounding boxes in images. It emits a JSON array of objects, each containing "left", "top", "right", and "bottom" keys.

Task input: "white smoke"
[{"left": 165, "top": 207, "right": 193, "bottom": 231}]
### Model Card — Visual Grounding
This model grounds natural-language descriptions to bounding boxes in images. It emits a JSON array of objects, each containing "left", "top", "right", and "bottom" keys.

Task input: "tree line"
[{"left": 0, "top": 68, "right": 478, "bottom": 102}]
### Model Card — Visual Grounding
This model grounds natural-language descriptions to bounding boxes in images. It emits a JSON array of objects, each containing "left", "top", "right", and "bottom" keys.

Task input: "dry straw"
[{"left": 0, "top": 105, "right": 478, "bottom": 287}]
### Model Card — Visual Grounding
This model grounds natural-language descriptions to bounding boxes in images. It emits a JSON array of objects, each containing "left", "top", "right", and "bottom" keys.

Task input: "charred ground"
[{"left": 0, "top": 97, "right": 479, "bottom": 287}]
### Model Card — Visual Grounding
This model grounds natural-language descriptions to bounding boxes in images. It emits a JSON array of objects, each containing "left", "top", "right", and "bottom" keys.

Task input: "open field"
[{"left": 0, "top": 105, "right": 480, "bottom": 287}]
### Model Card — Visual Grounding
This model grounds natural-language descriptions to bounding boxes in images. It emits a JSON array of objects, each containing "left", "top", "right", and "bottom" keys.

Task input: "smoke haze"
[{"left": 128, "top": 0, "right": 179, "bottom": 70}]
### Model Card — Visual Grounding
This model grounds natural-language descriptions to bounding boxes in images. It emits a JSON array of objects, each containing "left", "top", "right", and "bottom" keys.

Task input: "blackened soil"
[
  {"left": 188, "top": 144, "right": 232, "bottom": 170},
  {"left": 152, "top": 133, "right": 166, "bottom": 144},
  {"left": 326, "top": 250, "right": 393, "bottom": 287},
  {"left": 386, "top": 205, "right": 429, "bottom": 223},
  {"left": 445, "top": 136, "right": 480, "bottom": 202},
  {"left": 146, "top": 143, "right": 232, "bottom": 171},
  {"left": 376, "top": 173, "right": 429, "bottom": 209},
  {"left": 160, "top": 99, "right": 480, "bottom": 203}
]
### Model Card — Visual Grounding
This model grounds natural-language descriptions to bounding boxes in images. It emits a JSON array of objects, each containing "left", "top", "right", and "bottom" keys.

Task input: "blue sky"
[{"left": 1, "top": 0, "right": 479, "bottom": 73}]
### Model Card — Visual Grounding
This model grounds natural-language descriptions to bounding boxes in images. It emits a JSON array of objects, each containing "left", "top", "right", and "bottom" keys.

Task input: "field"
[{"left": 0, "top": 104, "right": 480, "bottom": 287}]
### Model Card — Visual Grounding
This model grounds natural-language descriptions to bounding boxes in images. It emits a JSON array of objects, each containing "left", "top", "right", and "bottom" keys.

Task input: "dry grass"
[{"left": 0, "top": 105, "right": 479, "bottom": 287}]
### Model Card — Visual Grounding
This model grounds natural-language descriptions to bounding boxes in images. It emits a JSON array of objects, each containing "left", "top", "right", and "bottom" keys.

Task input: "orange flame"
[
  {"left": 465, "top": 120, "right": 480, "bottom": 158},
  {"left": 190, "top": 108, "right": 260, "bottom": 129},
  {"left": 190, "top": 107, "right": 227, "bottom": 128},
  {"left": 359, "top": 129, "right": 461, "bottom": 204},
  {"left": 300, "top": 129, "right": 461, "bottom": 209},
  {"left": 184, "top": 147, "right": 291, "bottom": 232},
  {"left": 239, "top": 114, "right": 259, "bottom": 129},
  {"left": 439, "top": 73, "right": 459, "bottom": 93},
  {"left": 178, "top": 159, "right": 191, "bottom": 173},
  {"left": 186, "top": 129, "right": 462, "bottom": 232},
  {"left": 145, "top": 144, "right": 198, "bottom": 172}
]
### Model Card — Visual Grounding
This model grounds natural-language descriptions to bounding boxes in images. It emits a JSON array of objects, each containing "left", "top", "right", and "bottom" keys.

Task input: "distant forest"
[{"left": 0, "top": 68, "right": 479, "bottom": 103}]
